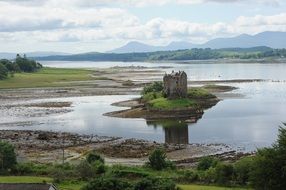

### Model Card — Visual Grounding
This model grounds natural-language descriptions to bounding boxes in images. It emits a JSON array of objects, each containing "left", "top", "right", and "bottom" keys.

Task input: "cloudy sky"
[{"left": 0, "top": 0, "right": 286, "bottom": 53}]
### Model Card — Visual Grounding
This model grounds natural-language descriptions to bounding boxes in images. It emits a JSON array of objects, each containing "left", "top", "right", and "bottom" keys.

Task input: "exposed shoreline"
[
  {"left": 0, "top": 66, "right": 262, "bottom": 166},
  {"left": 0, "top": 129, "right": 253, "bottom": 167}
]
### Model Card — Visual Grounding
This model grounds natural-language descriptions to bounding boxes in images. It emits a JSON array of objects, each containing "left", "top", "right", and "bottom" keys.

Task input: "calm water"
[{"left": 2, "top": 61, "right": 286, "bottom": 151}]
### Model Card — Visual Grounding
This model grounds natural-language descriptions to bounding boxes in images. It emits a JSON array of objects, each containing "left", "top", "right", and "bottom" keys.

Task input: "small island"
[{"left": 105, "top": 71, "right": 228, "bottom": 122}]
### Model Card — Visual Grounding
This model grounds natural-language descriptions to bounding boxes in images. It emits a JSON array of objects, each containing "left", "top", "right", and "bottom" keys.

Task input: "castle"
[{"left": 163, "top": 71, "right": 187, "bottom": 99}]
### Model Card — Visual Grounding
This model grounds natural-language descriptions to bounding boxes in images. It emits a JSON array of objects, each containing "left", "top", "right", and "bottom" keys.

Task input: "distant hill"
[
  {"left": 109, "top": 41, "right": 194, "bottom": 53},
  {"left": 200, "top": 31, "right": 286, "bottom": 49},
  {"left": 0, "top": 52, "right": 70, "bottom": 59},
  {"left": 109, "top": 31, "right": 286, "bottom": 53},
  {"left": 35, "top": 46, "right": 286, "bottom": 62}
]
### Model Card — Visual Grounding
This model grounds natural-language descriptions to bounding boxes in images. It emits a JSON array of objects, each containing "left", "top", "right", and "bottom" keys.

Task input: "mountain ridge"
[{"left": 109, "top": 31, "right": 286, "bottom": 53}]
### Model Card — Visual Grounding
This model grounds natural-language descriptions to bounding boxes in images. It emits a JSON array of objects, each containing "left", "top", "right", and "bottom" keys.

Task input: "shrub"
[
  {"left": 142, "top": 92, "right": 163, "bottom": 102},
  {"left": 81, "top": 177, "right": 132, "bottom": 190},
  {"left": 134, "top": 177, "right": 178, "bottom": 190},
  {"left": 250, "top": 125, "right": 286, "bottom": 189},
  {"left": 198, "top": 167, "right": 216, "bottom": 184},
  {"left": 111, "top": 167, "right": 150, "bottom": 179},
  {"left": 86, "top": 152, "right": 104, "bottom": 164},
  {"left": 0, "top": 141, "right": 17, "bottom": 172},
  {"left": 91, "top": 161, "right": 106, "bottom": 175},
  {"left": 76, "top": 160, "right": 94, "bottom": 180},
  {"left": 188, "top": 87, "right": 216, "bottom": 99},
  {"left": 180, "top": 170, "right": 198, "bottom": 183},
  {"left": 234, "top": 156, "right": 254, "bottom": 185},
  {"left": 215, "top": 163, "right": 234, "bottom": 185},
  {"left": 197, "top": 156, "right": 219, "bottom": 171},
  {"left": 142, "top": 81, "right": 163, "bottom": 95},
  {"left": 52, "top": 163, "right": 75, "bottom": 182},
  {"left": 13, "top": 162, "right": 33, "bottom": 175},
  {"left": 146, "top": 148, "right": 170, "bottom": 170}
]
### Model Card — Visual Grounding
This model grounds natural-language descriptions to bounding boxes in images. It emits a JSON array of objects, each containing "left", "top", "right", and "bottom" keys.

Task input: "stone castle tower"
[{"left": 163, "top": 71, "right": 187, "bottom": 99}]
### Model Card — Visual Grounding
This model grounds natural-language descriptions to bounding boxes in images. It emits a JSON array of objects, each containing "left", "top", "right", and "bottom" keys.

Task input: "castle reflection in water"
[{"left": 146, "top": 120, "right": 189, "bottom": 144}]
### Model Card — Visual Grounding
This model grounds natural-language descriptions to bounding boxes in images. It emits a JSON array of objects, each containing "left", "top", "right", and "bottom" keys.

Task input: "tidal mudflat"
[{"left": 1, "top": 61, "right": 286, "bottom": 165}]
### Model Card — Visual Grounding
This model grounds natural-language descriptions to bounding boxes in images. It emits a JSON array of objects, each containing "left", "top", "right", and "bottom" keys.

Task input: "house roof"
[{"left": 0, "top": 183, "right": 58, "bottom": 190}]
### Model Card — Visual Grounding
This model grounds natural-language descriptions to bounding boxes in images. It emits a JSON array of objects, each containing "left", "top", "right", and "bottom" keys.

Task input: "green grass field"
[
  {"left": 0, "top": 176, "right": 85, "bottom": 190},
  {"left": 148, "top": 97, "right": 196, "bottom": 110},
  {"left": 0, "top": 67, "right": 94, "bottom": 89},
  {"left": 178, "top": 184, "right": 250, "bottom": 190},
  {"left": 0, "top": 176, "right": 52, "bottom": 183},
  {"left": 0, "top": 176, "right": 251, "bottom": 190}
]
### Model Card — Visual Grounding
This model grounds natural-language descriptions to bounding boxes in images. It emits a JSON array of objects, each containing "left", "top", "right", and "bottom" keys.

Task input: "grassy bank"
[
  {"left": 143, "top": 87, "right": 216, "bottom": 111},
  {"left": 0, "top": 176, "right": 250, "bottom": 190},
  {"left": 0, "top": 67, "right": 94, "bottom": 89},
  {"left": 178, "top": 184, "right": 250, "bottom": 190},
  {"left": 148, "top": 97, "right": 196, "bottom": 110},
  {"left": 0, "top": 176, "right": 84, "bottom": 190}
]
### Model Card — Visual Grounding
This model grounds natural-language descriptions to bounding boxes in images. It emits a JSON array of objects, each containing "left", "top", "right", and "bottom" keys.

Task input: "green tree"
[
  {"left": 15, "top": 54, "right": 42, "bottom": 72},
  {"left": 0, "top": 141, "right": 17, "bottom": 172},
  {"left": 250, "top": 124, "right": 286, "bottom": 189},
  {"left": 0, "top": 59, "right": 19, "bottom": 72},
  {"left": 215, "top": 163, "right": 234, "bottom": 185},
  {"left": 0, "top": 63, "right": 8, "bottom": 80},
  {"left": 234, "top": 156, "right": 254, "bottom": 185}
]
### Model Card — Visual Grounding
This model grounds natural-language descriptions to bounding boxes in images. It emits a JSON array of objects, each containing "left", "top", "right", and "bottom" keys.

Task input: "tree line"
[
  {"left": 36, "top": 46, "right": 286, "bottom": 62},
  {"left": 0, "top": 54, "right": 42, "bottom": 80}
]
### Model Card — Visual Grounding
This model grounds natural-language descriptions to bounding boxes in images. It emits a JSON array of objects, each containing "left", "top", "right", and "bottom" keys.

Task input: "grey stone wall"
[{"left": 163, "top": 71, "right": 187, "bottom": 99}]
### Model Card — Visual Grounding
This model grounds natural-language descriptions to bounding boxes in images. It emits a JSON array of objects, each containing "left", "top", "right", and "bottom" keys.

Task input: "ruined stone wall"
[{"left": 163, "top": 71, "right": 187, "bottom": 99}]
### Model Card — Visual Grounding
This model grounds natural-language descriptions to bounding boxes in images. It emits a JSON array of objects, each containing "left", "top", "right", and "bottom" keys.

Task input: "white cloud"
[{"left": 0, "top": 0, "right": 285, "bottom": 52}]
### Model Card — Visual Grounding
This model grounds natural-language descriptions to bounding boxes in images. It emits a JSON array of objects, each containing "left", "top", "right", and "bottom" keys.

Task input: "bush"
[
  {"left": 76, "top": 160, "right": 94, "bottom": 180},
  {"left": 188, "top": 87, "right": 216, "bottom": 99},
  {"left": 0, "top": 141, "right": 17, "bottom": 172},
  {"left": 198, "top": 167, "right": 216, "bottom": 184},
  {"left": 234, "top": 156, "right": 254, "bottom": 185},
  {"left": 134, "top": 177, "right": 178, "bottom": 190},
  {"left": 91, "top": 161, "right": 105, "bottom": 175},
  {"left": 81, "top": 177, "right": 132, "bottom": 190},
  {"left": 197, "top": 156, "right": 219, "bottom": 171},
  {"left": 142, "top": 92, "right": 163, "bottom": 102},
  {"left": 250, "top": 125, "right": 286, "bottom": 189},
  {"left": 52, "top": 163, "right": 75, "bottom": 182},
  {"left": 146, "top": 148, "right": 170, "bottom": 170},
  {"left": 111, "top": 167, "right": 150, "bottom": 179},
  {"left": 0, "top": 63, "right": 8, "bottom": 80},
  {"left": 180, "top": 170, "right": 198, "bottom": 183},
  {"left": 142, "top": 81, "right": 163, "bottom": 95},
  {"left": 86, "top": 152, "right": 104, "bottom": 164},
  {"left": 215, "top": 163, "right": 234, "bottom": 185},
  {"left": 12, "top": 162, "right": 54, "bottom": 176}
]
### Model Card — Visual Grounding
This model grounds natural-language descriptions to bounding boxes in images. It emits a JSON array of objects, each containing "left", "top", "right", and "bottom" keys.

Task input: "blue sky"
[
  {"left": 128, "top": 2, "right": 286, "bottom": 23},
  {"left": 0, "top": 0, "right": 285, "bottom": 53}
]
